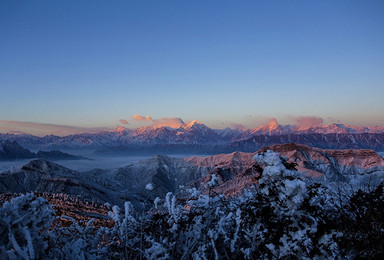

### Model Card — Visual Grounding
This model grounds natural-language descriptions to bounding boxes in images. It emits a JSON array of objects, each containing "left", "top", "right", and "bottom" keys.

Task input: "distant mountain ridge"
[
  {"left": 233, "top": 132, "right": 384, "bottom": 152},
  {"left": 1, "top": 119, "right": 384, "bottom": 152},
  {"left": 0, "top": 140, "right": 35, "bottom": 160},
  {"left": 0, "top": 141, "right": 88, "bottom": 161}
]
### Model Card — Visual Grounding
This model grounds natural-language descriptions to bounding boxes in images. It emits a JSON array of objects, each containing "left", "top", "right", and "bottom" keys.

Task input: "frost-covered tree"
[
  {"left": 0, "top": 193, "right": 54, "bottom": 259},
  {"left": 105, "top": 201, "right": 143, "bottom": 259},
  {"left": 47, "top": 216, "right": 108, "bottom": 260},
  {"left": 337, "top": 183, "right": 384, "bottom": 258},
  {"left": 238, "top": 150, "right": 341, "bottom": 259}
]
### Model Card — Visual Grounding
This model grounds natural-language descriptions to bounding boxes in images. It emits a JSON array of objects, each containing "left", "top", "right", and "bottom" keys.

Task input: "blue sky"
[{"left": 1, "top": 0, "right": 383, "bottom": 133}]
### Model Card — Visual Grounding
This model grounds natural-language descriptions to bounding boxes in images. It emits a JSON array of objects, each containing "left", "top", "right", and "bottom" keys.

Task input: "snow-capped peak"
[
  {"left": 266, "top": 118, "right": 280, "bottom": 130},
  {"left": 250, "top": 118, "right": 289, "bottom": 135},
  {"left": 114, "top": 126, "right": 127, "bottom": 133},
  {"left": 183, "top": 120, "right": 203, "bottom": 129}
]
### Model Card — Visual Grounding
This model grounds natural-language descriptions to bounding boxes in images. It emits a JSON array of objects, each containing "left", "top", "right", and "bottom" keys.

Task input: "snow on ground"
[{"left": 145, "top": 183, "right": 154, "bottom": 190}]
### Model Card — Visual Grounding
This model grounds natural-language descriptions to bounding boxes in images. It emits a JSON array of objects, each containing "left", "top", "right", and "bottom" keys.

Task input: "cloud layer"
[
  {"left": 132, "top": 114, "right": 153, "bottom": 122},
  {"left": 132, "top": 114, "right": 185, "bottom": 129},
  {"left": 152, "top": 117, "right": 185, "bottom": 129},
  {"left": 0, "top": 120, "right": 111, "bottom": 137},
  {"left": 119, "top": 119, "right": 129, "bottom": 125},
  {"left": 295, "top": 116, "right": 324, "bottom": 129}
]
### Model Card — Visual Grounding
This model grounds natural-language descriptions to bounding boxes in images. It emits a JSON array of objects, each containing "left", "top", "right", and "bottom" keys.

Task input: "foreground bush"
[{"left": 0, "top": 193, "right": 54, "bottom": 259}]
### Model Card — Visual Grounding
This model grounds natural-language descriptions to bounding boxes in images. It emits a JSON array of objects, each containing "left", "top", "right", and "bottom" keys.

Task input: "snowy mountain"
[
  {"left": 295, "top": 123, "right": 384, "bottom": 134},
  {"left": 234, "top": 132, "right": 384, "bottom": 151},
  {"left": 0, "top": 160, "right": 123, "bottom": 205},
  {"left": 0, "top": 157, "right": 207, "bottom": 209},
  {"left": 258, "top": 143, "right": 384, "bottom": 181},
  {"left": 132, "top": 126, "right": 176, "bottom": 144},
  {"left": 176, "top": 120, "right": 223, "bottom": 144},
  {"left": 186, "top": 143, "right": 384, "bottom": 195},
  {"left": 250, "top": 118, "right": 293, "bottom": 135},
  {"left": 214, "top": 126, "right": 251, "bottom": 142},
  {"left": 131, "top": 120, "right": 223, "bottom": 144}
]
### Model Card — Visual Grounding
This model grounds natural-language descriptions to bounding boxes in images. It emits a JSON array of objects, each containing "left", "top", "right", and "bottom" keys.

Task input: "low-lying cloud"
[
  {"left": 119, "top": 119, "right": 129, "bottom": 125},
  {"left": 132, "top": 114, "right": 185, "bottom": 129},
  {"left": 132, "top": 114, "right": 153, "bottom": 122},
  {"left": 152, "top": 117, "right": 185, "bottom": 129},
  {"left": 229, "top": 123, "right": 247, "bottom": 130},
  {"left": 0, "top": 120, "right": 111, "bottom": 137},
  {"left": 295, "top": 116, "right": 324, "bottom": 129}
]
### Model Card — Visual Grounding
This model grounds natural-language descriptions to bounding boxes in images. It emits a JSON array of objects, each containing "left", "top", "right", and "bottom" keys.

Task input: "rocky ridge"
[{"left": 1, "top": 144, "right": 384, "bottom": 210}]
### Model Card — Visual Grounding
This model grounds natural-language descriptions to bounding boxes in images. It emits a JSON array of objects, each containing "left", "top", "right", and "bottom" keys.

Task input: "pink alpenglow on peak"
[
  {"left": 183, "top": 120, "right": 203, "bottom": 129},
  {"left": 250, "top": 118, "right": 289, "bottom": 135},
  {"left": 114, "top": 126, "right": 127, "bottom": 133},
  {"left": 266, "top": 118, "right": 280, "bottom": 130}
]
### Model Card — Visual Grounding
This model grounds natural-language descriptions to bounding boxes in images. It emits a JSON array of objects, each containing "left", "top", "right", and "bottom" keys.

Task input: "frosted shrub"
[
  {"left": 144, "top": 238, "right": 170, "bottom": 260},
  {"left": 208, "top": 173, "right": 219, "bottom": 188},
  {"left": 238, "top": 150, "right": 340, "bottom": 258},
  {"left": 141, "top": 186, "right": 245, "bottom": 259},
  {"left": 107, "top": 201, "right": 141, "bottom": 259},
  {"left": 48, "top": 216, "right": 108, "bottom": 260},
  {"left": 254, "top": 150, "right": 307, "bottom": 213},
  {"left": 0, "top": 193, "right": 54, "bottom": 259},
  {"left": 336, "top": 183, "right": 384, "bottom": 258}
]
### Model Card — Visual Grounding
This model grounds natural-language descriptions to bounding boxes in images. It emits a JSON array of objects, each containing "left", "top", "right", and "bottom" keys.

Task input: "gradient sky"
[{"left": 1, "top": 0, "right": 384, "bottom": 133}]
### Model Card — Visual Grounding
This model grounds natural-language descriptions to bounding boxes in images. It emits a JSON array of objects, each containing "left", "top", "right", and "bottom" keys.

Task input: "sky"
[{"left": 1, "top": 0, "right": 384, "bottom": 135}]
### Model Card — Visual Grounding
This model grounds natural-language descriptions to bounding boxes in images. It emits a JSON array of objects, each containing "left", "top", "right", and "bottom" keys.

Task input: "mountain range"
[
  {"left": 1, "top": 119, "right": 384, "bottom": 153},
  {"left": 1, "top": 143, "right": 383, "bottom": 211}
]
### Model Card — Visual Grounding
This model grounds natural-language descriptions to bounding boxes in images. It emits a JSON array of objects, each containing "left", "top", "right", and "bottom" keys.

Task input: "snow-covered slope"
[
  {"left": 250, "top": 118, "right": 293, "bottom": 136},
  {"left": 187, "top": 144, "right": 384, "bottom": 195},
  {"left": 258, "top": 143, "right": 384, "bottom": 181},
  {"left": 0, "top": 160, "right": 119, "bottom": 201},
  {"left": 296, "top": 124, "right": 384, "bottom": 134},
  {"left": 0, "top": 155, "right": 210, "bottom": 209},
  {"left": 235, "top": 132, "right": 384, "bottom": 152},
  {"left": 131, "top": 120, "right": 223, "bottom": 144}
]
